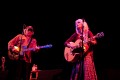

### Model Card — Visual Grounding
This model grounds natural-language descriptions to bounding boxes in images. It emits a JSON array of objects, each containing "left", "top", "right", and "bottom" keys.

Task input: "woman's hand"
[
  {"left": 90, "top": 40, "right": 97, "bottom": 45},
  {"left": 67, "top": 42, "right": 77, "bottom": 49}
]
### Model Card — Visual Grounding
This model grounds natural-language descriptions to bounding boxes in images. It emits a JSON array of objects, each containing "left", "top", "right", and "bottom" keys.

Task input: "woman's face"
[{"left": 75, "top": 19, "right": 83, "bottom": 30}]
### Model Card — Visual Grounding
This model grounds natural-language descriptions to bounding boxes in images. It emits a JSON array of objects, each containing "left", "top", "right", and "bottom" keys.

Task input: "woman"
[{"left": 64, "top": 19, "right": 98, "bottom": 80}]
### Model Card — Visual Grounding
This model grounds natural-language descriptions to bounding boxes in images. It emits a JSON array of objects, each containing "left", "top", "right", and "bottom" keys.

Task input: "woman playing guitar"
[{"left": 64, "top": 18, "right": 98, "bottom": 80}]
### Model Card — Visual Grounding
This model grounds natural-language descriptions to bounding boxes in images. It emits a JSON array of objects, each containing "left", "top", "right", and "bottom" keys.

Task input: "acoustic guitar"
[{"left": 64, "top": 32, "right": 104, "bottom": 62}]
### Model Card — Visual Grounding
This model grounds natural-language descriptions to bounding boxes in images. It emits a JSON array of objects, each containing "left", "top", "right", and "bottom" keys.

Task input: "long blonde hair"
[{"left": 75, "top": 19, "right": 89, "bottom": 42}]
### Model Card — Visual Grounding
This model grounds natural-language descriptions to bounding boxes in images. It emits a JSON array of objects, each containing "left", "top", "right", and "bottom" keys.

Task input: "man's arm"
[
  {"left": 31, "top": 39, "right": 40, "bottom": 52},
  {"left": 8, "top": 34, "right": 22, "bottom": 50}
]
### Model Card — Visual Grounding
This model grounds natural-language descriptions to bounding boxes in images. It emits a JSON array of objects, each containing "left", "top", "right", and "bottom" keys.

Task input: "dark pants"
[
  {"left": 7, "top": 59, "right": 32, "bottom": 80},
  {"left": 70, "top": 60, "right": 84, "bottom": 80}
]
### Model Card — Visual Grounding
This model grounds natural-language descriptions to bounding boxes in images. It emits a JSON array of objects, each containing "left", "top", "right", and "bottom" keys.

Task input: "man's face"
[{"left": 24, "top": 26, "right": 34, "bottom": 36}]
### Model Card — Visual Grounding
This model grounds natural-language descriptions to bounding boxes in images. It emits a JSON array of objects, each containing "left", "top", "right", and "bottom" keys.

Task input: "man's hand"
[
  {"left": 12, "top": 46, "right": 19, "bottom": 53},
  {"left": 34, "top": 46, "right": 40, "bottom": 52}
]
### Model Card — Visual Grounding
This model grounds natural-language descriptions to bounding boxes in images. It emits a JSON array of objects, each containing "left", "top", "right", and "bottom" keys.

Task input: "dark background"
[{"left": 0, "top": 2, "right": 120, "bottom": 80}]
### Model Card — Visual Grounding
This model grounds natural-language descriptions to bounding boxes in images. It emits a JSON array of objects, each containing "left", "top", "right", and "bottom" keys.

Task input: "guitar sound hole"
[{"left": 72, "top": 47, "right": 83, "bottom": 53}]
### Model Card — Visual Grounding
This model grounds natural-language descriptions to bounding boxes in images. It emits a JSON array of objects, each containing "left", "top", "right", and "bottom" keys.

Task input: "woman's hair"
[
  {"left": 75, "top": 18, "right": 89, "bottom": 42},
  {"left": 83, "top": 21, "right": 89, "bottom": 32},
  {"left": 75, "top": 19, "right": 89, "bottom": 34}
]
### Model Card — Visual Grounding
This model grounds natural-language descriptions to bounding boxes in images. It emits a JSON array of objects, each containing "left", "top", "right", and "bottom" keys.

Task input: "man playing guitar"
[{"left": 8, "top": 25, "right": 40, "bottom": 80}]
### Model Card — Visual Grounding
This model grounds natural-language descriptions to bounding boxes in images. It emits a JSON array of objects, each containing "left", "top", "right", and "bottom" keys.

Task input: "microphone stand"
[
  {"left": 80, "top": 19, "right": 84, "bottom": 80},
  {"left": 1, "top": 56, "right": 5, "bottom": 71}
]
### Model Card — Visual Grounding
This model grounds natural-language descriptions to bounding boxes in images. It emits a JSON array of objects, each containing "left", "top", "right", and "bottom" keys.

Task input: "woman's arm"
[
  {"left": 64, "top": 32, "right": 77, "bottom": 47},
  {"left": 89, "top": 31, "right": 97, "bottom": 45}
]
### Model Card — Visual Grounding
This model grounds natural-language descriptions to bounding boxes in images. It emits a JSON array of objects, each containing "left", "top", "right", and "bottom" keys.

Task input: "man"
[{"left": 8, "top": 25, "right": 40, "bottom": 80}]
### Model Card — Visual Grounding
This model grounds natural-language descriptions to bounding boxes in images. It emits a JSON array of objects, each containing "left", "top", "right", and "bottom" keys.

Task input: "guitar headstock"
[
  {"left": 40, "top": 44, "right": 53, "bottom": 48},
  {"left": 95, "top": 32, "right": 104, "bottom": 38},
  {"left": 45, "top": 44, "right": 53, "bottom": 48}
]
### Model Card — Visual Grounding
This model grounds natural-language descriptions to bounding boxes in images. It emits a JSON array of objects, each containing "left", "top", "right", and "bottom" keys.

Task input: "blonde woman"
[{"left": 64, "top": 18, "right": 98, "bottom": 80}]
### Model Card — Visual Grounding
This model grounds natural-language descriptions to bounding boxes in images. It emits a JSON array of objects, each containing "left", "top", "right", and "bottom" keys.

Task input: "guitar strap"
[
  {"left": 19, "top": 37, "right": 33, "bottom": 58},
  {"left": 24, "top": 37, "right": 33, "bottom": 60},
  {"left": 27, "top": 37, "right": 33, "bottom": 48}
]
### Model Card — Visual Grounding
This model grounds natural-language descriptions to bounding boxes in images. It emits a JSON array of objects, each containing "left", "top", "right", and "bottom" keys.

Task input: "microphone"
[
  {"left": 22, "top": 24, "right": 26, "bottom": 34},
  {"left": 82, "top": 18, "right": 85, "bottom": 22},
  {"left": 23, "top": 24, "right": 26, "bottom": 29},
  {"left": 82, "top": 18, "right": 85, "bottom": 27}
]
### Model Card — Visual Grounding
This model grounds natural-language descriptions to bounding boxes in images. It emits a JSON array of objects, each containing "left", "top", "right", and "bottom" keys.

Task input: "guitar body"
[
  {"left": 8, "top": 45, "right": 27, "bottom": 60},
  {"left": 64, "top": 41, "right": 89, "bottom": 63},
  {"left": 8, "top": 50, "right": 19, "bottom": 60},
  {"left": 64, "top": 47, "right": 81, "bottom": 63}
]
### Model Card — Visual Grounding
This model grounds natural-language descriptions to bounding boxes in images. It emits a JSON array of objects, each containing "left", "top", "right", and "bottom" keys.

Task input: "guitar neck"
[
  {"left": 88, "top": 36, "right": 96, "bottom": 41},
  {"left": 83, "top": 36, "right": 96, "bottom": 43},
  {"left": 23, "top": 45, "right": 52, "bottom": 51},
  {"left": 85, "top": 32, "right": 104, "bottom": 43},
  {"left": 23, "top": 46, "right": 44, "bottom": 51}
]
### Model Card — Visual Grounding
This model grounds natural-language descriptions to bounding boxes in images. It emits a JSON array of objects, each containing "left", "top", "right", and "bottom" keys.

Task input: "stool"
[{"left": 30, "top": 70, "right": 40, "bottom": 80}]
